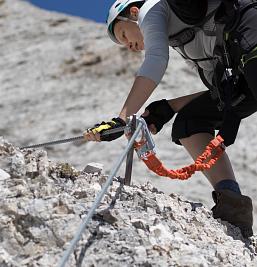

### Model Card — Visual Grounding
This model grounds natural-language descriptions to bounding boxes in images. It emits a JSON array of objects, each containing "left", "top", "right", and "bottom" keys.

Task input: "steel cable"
[{"left": 58, "top": 121, "right": 143, "bottom": 267}]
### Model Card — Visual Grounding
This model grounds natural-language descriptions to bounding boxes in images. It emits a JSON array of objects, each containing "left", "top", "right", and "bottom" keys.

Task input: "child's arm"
[{"left": 119, "top": 76, "right": 156, "bottom": 121}]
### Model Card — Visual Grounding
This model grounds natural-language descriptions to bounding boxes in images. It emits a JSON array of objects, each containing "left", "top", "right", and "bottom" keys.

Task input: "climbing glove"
[
  {"left": 87, "top": 117, "right": 126, "bottom": 142},
  {"left": 141, "top": 99, "right": 175, "bottom": 134}
]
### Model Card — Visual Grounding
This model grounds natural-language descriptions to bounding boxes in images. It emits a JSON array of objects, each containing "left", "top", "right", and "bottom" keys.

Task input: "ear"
[{"left": 129, "top": 6, "right": 139, "bottom": 20}]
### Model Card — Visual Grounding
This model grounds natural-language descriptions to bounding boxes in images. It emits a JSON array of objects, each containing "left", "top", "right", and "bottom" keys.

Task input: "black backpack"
[{"left": 166, "top": 0, "right": 208, "bottom": 25}]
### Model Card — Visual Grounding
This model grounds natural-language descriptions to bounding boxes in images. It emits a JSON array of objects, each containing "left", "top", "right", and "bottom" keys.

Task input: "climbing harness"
[
  {"left": 212, "top": 0, "right": 257, "bottom": 146},
  {"left": 167, "top": 0, "right": 257, "bottom": 136},
  {"left": 56, "top": 116, "right": 225, "bottom": 266}
]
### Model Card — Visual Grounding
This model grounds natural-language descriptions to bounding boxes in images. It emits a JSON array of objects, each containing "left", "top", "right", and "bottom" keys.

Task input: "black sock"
[{"left": 214, "top": 179, "right": 241, "bottom": 195}]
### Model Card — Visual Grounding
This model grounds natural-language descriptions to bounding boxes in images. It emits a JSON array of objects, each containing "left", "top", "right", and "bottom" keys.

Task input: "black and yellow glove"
[
  {"left": 141, "top": 99, "right": 175, "bottom": 133},
  {"left": 90, "top": 117, "right": 126, "bottom": 141}
]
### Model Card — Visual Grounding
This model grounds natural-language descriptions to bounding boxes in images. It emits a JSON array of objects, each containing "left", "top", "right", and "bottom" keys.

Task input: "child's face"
[{"left": 114, "top": 20, "right": 144, "bottom": 52}]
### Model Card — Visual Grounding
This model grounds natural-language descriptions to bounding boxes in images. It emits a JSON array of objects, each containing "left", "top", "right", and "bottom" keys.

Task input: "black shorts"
[{"left": 172, "top": 68, "right": 257, "bottom": 145}]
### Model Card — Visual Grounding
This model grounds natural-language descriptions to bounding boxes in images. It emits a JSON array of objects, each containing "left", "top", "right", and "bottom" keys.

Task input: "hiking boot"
[{"left": 211, "top": 189, "right": 253, "bottom": 238}]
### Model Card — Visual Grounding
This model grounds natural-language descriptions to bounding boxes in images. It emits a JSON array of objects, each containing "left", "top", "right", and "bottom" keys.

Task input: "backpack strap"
[{"left": 169, "top": 8, "right": 218, "bottom": 48}]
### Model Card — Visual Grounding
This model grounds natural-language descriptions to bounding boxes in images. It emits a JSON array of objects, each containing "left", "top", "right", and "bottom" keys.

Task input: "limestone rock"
[
  {"left": 1, "top": 0, "right": 257, "bottom": 265},
  {"left": 10, "top": 151, "right": 26, "bottom": 178},
  {"left": 1, "top": 0, "right": 257, "bottom": 235},
  {"left": 0, "top": 168, "right": 10, "bottom": 180},
  {"left": 0, "top": 140, "right": 257, "bottom": 267}
]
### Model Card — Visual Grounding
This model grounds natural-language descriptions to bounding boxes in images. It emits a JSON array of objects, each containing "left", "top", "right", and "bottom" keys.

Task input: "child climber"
[{"left": 84, "top": 0, "right": 257, "bottom": 238}]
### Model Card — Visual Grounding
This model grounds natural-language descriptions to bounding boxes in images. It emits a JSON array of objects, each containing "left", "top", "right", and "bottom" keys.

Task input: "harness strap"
[
  {"left": 218, "top": 109, "right": 241, "bottom": 146},
  {"left": 198, "top": 67, "right": 215, "bottom": 91},
  {"left": 240, "top": 46, "right": 257, "bottom": 69},
  {"left": 135, "top": 135, "right": 225, "bottom": 180},
  {"left": 169, "top": 8, "right": 218, "bottom": 48}
]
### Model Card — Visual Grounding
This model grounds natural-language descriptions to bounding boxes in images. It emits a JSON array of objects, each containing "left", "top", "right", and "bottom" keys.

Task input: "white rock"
[
  {"left": 0, "top": 168, "right": 10, "bottom": 180},
  {"left": 149, "top": 223, "right": 174, "bottom": 249},
  {"left": 10, "top": 152, "right": 26, "bottom": 177},
  {"left": 134, "top": 246, "right": 147, "bottom": 262},
  {"left": 0, "top": 247, "right": 20, "bottom": 267},
  {"left": 90, "top": 183, "right": 102, "bottom": 194}
]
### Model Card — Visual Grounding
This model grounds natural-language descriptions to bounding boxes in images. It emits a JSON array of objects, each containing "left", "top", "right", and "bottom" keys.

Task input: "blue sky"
[{"left": 28, "top": 0, "right": 114, "bottom": 23}]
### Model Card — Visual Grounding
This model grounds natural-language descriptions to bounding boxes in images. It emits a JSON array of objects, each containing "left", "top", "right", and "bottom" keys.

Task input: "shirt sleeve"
[{"left": 137, "top": 2, "right": 170, "bottom": 85}]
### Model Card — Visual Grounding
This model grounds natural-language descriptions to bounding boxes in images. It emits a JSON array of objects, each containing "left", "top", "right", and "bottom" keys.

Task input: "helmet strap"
[{"left": 117, "top": 16, "right": 138, "bottom": 24}]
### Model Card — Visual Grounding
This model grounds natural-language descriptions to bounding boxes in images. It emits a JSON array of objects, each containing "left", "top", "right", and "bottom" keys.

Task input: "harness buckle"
[{"left": 240, "top": 54, "right": 246, "bottom": 69}]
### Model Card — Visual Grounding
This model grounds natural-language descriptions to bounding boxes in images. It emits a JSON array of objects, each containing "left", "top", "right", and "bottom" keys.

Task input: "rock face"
[
  {"left": 1, "top": 0, "right": 257, "bottom": 234},
  {"left": 0, "top": 138, "right": 257, "bottom": 267},
  {"left": 1, "top": 0, "right": 257, "bottom": 259}
]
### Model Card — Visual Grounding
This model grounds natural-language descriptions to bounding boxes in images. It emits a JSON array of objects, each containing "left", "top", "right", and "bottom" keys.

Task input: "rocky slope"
[
  {"left": 1, "top": 138, "right": 257, "bottom": 267},
  {"left": 1, "top": 0, "right": 257, "bottom": 236}
]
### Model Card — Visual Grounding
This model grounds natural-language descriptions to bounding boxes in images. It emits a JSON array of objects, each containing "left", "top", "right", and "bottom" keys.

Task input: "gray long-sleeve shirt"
[{"left": 137, "top": 0, "right": 221, "bottom": 86}]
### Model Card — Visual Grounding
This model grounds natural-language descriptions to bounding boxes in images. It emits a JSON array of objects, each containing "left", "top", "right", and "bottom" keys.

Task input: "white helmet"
[{"left": 107, "top": 0, "right": 144, "bottom": 44}]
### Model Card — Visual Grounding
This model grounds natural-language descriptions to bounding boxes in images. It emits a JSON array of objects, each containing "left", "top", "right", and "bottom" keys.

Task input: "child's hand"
[
  {"left": 141, "top": 99, "right": 175, "bottom": 134},
  {"left": 83, "top": 117, "right": 126, "bottom": 142}
]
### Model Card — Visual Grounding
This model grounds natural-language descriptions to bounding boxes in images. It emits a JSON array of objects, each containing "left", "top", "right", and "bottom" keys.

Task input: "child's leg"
[
  {"left": 179, "top": 132, "right": 236, "bottom": 187},
  {"left": 171, "top": 90, "right": 254, "bottom": 237}
]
